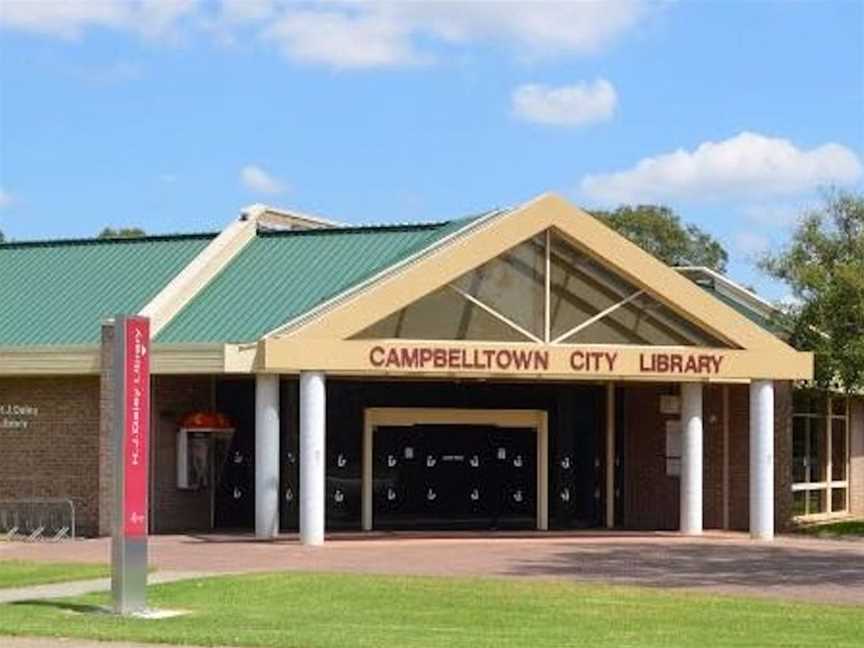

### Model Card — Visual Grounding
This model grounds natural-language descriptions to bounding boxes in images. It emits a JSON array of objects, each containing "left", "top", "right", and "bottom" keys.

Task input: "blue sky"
[{"left": 1, "top": 1, "right": 862, "bottom": 299}]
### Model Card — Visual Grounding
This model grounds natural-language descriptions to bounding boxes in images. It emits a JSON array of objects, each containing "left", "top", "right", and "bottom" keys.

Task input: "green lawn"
[
  {"left": 0, "top": 560, "right": 108, "bottom": 589},
  {"left": 0, "top": 572, "right": 862, "bottom": 648},
  {"left": 795, "top": 519, "right": 864, "bottom": 538}
]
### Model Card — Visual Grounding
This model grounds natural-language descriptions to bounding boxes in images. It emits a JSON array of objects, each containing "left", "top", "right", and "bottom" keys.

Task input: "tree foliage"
[
  {"left": 0, "top": 229, "right": 5, "bottom": 243},
  {"left": 760, "top": 191, "right": 864, "bottom": 393},
  {"left": 592, "top": 205, "right": 728, "bottom": 272},
  {"left": 98, "top": 227, "right": 146, "bottom": 239}
]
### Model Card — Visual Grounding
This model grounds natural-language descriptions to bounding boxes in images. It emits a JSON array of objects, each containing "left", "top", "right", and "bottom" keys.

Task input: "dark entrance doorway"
[{"left": 373, "top": 425, "right": 537, "bottom": 530}]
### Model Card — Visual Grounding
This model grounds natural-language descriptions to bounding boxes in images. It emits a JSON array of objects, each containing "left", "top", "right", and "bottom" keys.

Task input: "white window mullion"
[
  {"left": 544, "top": 229, "right": 551, "bottom": 344},
  {"left": 552, "top": 290, "right": 645, "bottom": 344}
]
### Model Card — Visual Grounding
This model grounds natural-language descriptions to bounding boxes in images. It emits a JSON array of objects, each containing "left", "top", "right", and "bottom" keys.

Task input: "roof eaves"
[{"left": 676, "top": 265, "right": 779, "bottom": 318}]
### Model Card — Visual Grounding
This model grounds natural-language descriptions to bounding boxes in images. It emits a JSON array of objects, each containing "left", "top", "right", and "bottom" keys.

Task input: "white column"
[
  {"left": 300, "top": 371, "right": 326, "bottom": 546},
  {"left": 750, "top": 380, "right": 774, "bottom": 540},
  {"left": 255, "top": 374, "right": 280, "bottom": 539},
  {"left": 680, "top": 383, "right": 703, "bottom": 535},
  {"left": 362, "top": 415, "right": 373, "bottom": 532}
]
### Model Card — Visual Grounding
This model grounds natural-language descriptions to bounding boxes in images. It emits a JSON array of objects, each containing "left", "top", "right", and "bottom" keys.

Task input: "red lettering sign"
[
  {"left": 366, "top": 344, "right": 725, "bottom": 376},
  {"left": 123, "top": 317, "right": 150, "bottom": 537}
]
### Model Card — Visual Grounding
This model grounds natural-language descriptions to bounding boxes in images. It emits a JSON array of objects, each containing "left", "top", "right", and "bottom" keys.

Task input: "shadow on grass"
[{"left": 9, "top": 599, "right": 108, "bottom": 615}]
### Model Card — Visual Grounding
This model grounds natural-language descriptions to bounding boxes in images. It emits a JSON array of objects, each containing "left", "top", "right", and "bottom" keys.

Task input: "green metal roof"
[
  {"left": 0, "top": 234, "right": 213, "bottom": 346},
  {"left": 697, "top": 286, "right": 789, "bottom": 338},
  {"left": 157, "top": 215, "right": 487, "bottom": 344},
  {"left": 677, "top": 270, "right": 789, "bottom": 338}
]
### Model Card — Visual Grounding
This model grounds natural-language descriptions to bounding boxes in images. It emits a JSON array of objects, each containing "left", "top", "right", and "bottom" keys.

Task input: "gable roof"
[
  {"left": 273, "top": 194, "right": 790, "bottom": 351},
  {"left": 677, "top": 266, "right": 789, "bottom": 338},
  {"left": 155, "top": 214, "right": 492, "bottom": 344},
  {"left": 261, "top": 194, "right": 812, "bottom": 381},
  {"left": 0, "top": 234, "right": 213, "bottom": 346}
]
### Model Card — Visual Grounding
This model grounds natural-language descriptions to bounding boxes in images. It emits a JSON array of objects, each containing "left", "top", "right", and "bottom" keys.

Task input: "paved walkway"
[{"left": 2, "top": 531, "right": 863, "bottom": 605}]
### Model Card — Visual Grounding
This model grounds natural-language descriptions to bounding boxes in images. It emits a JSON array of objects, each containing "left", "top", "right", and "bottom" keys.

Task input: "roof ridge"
[
  {"left": 0, "top": 232, "right": 218, "bottom": 249},
  {"left": 256, "top": 210, "right": 500, "bottom": 238},
  {"left": 257, "top": 220, "right": 453, "bottom": 237}
]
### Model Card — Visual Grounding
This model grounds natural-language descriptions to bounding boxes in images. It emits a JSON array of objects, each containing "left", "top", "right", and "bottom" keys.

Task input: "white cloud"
[
  {"left": 0, "top": 0, "right": 198, "bottom": 40},
  {"left": 258, "top": 2, "right": 649, "bottom": 68},
  {"left": 512, "top": 80, "right": 617, "bottom": 127},
  {"left": 581, "top": 132, "right": 864, "bottom": 204},
  {"left": 219, "top": 0, "right": 275, "bottom": 24},
  {"left": 0, "top": 188, "right": 12, "bottom": 208},
  {"left": 1, "top": 1, "right": 652, "bottom": 68},
  {"left": 263, "top": 9, "right": 422, "bottom": 69},
  {"left": 240, "top": 165, "right": 285, "bottom": 194},
  {"left": 393, "top": 0, "right": 647, "bottom": 56}
]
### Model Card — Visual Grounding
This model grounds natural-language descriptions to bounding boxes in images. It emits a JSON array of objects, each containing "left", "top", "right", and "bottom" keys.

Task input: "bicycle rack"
[{"left": 0, "top": 498, "right": 77, "bottom": 542}]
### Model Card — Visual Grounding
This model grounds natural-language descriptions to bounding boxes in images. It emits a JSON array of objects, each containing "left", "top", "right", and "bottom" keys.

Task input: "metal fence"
[{"left": 0, "top": 498, "right": 76, "bottom": 541}]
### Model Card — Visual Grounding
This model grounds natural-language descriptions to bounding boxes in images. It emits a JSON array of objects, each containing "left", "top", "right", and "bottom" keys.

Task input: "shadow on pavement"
[{"left": 505, "top": 541, "right": 864, "bottom": 596}]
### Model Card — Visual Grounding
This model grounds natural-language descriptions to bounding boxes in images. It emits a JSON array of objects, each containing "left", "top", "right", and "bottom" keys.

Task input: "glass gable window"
[
  {"left": 452, "top": 235, "right": 546, "bottom": 340},
  {"left": 354, "top": 228, "right": 733, "bottom": 348},
  {"left": 792, "top": 391, "right": 850, "bottom": 518},
  {"left": 354, "top": 286, "right": 531, "bottom": 342}
]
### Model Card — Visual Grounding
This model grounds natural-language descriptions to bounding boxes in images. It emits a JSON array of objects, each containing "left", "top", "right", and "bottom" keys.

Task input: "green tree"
[
  {"left": 592, "top": 205, "right": 728, "bottom": 272},
  {"left": 760, "top": 191, "right": 864, "bottom": 393},
  {"left": 0, "top": 229, "right": 5, "bottom": 243},
  {"left": 98, "top": 227, "right": 146, "bottom": 239}
]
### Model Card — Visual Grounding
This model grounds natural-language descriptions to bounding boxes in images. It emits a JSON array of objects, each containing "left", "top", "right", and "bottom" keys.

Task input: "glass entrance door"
[{"left": 373, "top": 424, "right": 536, "bottom": 530}]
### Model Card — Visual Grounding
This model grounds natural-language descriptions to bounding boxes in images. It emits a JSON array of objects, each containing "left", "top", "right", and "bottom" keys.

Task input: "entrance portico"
[{"left": 252, "top": 197, "right": 806, "bottom": 544}]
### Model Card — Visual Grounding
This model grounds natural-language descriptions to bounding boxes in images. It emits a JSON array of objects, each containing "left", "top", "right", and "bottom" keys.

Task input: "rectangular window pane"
[
  {"left": 794, "top": 390, "right": 827, "bottom": 416},
  {"left": 832, "top": 488, "right": 848, "bottom": 513},
  {"left": 808, "top": 418, "right": 826, "bottom": 483},
  {"left": 832, "top": 419, "right": 847, "bottom": 481},
  {"left": 792, "top": 490, "right": 807, "bottom": 517},
  {"left": 808, "top": 489, "right": 827, "bottom": 515},
  {"left": 831, "top": 397, "right": 848, "bottom": 417},
  {"left": 549, "top": 232, "right": 640, "bottom": 339},
  {"left": 792, "top": 418, "right": 807, "bottom": 484}
]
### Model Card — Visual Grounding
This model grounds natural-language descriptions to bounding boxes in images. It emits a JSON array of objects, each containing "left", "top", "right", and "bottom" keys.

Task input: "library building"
[{"left": 1, "top": 194, "right": 861, "bottom": 544}]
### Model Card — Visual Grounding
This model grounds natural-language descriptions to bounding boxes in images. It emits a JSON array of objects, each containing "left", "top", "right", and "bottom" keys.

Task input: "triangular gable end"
[
  {"left": 270, "top": 194, "right": 792, "bottom": 353},
  {"left": 353, "top": 229, "right": 733, "bottom": 348}
]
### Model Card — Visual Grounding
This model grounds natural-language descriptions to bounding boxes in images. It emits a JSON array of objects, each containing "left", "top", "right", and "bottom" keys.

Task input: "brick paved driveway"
[{"left": 2, "top": 531, "right": 862, "bottom": 605}]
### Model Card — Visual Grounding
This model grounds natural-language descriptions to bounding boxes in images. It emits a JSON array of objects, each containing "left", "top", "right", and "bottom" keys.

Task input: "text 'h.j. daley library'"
[{"left": 1, "top": 194, "right": 862, "bottom": 544}]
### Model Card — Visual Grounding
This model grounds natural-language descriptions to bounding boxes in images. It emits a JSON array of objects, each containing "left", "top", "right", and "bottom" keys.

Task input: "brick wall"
[
  {"left": 620, "top": 381, "right": 793, "bottom": 533},
  {"left": 702, "top": 384, "right": 725, "bottom": 530},
  {"left": 774, "top": 381, "right": 794, "bottom": 531},
  {"left": 150, "top": 375, "right": 213, "bottom": 534},
  {"left": 726, "top": 384, "right": 749, "bottom": 531},
  {"left": 619, "top": 383, "right": 679, "bottom": 530},
  {"left": 851, "top": 397, "right": 864, "bottom": 517},
  {"left": 0, "top": 376, "right": 101, "bottom": 536}
]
